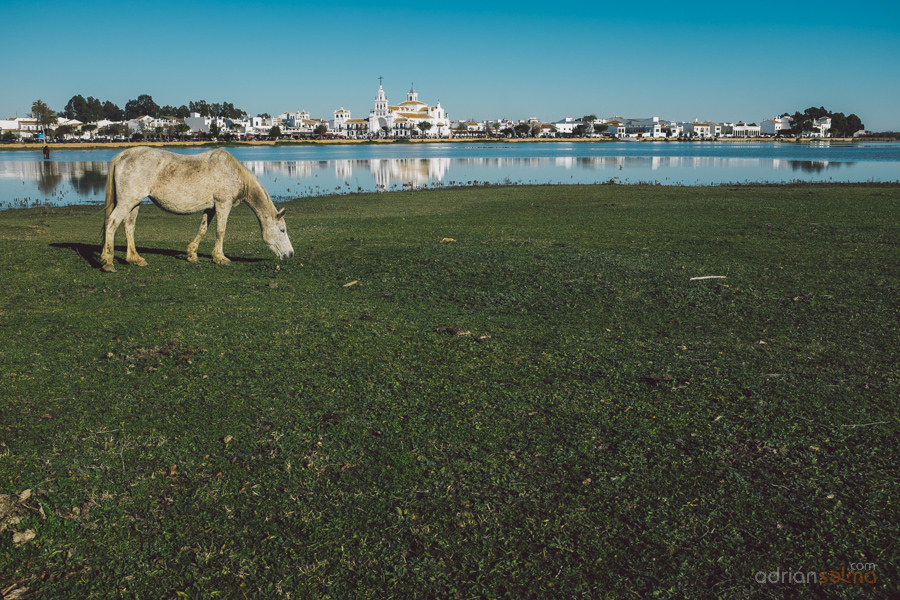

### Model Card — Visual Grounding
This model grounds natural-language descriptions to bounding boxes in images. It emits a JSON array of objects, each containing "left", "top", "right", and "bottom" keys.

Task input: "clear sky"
[{"left": 4, "top": 0, "right": 898, "bottom": 130}]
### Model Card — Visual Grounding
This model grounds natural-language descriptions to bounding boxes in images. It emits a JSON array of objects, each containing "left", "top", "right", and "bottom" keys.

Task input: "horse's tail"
[{"left": 101, "top": 152, "right": 121, "bottom": 241}]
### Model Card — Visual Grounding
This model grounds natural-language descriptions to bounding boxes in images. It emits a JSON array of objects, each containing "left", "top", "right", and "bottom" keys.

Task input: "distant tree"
[
  {"left": 313, "top": 124, "right": 327, "bottom": 138},
  {"left": 258, "top": 113, "right": 272, "bottom": 119},
  {"left": 417, "top": 121, "right": 433, "bottom": 137},
  {"left": 573, "top": 124, "right": 587, "bottom": 137},
  {"left": 102, "top": 100, "right": 124, "bottom": 121},
  {"left": 784, "top": 106, "right": 865, "bottom": 137},
  {"left": 579, "top": 115, "right": 597, "bottom": 134},
  {"left": 81, "top": 123, "right": 98, "bottom": 139},
  {"left": 54, "top": 123, "right": 75, "bottom": 140},
  {"left": 209, "top": 122, "right": 221, "bottom": 138},
  {"left": 269, "top": 125, "right": 283, "bottom": 139},
  {"left": 175, "top": 123, "right": 191, "bottom": 140},
  {"left": 846, "top": 114, "right": 864, "bottom": 135},
  {"left": 514, "top": 123, "right": 531, "bottom": 137},
  {"left": 64, "top": 95, "right": 86, "bottom": 120},
  {"left": 594, "top": 123, "right": 609, "bottom": 135},
  {"left": 65, "top": 95, "right": 106, "bottom": 122},
  {"left": 100, "top": 123, "right": 128, "bottom": 139},
  {"left": 189, "top": 100, "right": 210, "bottom": 116},
  {"left": 31, "top": 99, "right": 58, "bottom": 138},
  {"left": 221, "top": 102, "right": 243, "bottom": 119},
  {"left": 125, "top": 94, "right": 159, "bottom": 119},
  {"left": 829, "top": 112, "right": 865, "bottom": 137}
]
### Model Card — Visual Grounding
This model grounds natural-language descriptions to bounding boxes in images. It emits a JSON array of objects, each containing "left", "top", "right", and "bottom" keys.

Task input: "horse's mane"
[{"left": 222, "top": 151, "right": 266, "bottom": 207}]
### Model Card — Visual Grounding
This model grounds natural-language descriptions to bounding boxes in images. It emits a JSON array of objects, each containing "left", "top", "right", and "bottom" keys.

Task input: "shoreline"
[{"left": 0, "top": 136, "right": 889, "bottom": 152}]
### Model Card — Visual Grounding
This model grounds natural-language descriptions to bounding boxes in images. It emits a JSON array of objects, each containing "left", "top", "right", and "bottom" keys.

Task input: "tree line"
[
  {"left": 780, "top": 107, "right": 864, "bottom": 137},
  {"left": 60, "top": 94, "right": 250, "bottom": 123}
]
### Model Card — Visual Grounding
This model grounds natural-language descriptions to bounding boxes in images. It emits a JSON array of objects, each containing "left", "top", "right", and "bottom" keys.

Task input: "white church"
[{"left": 332, "top": 80, "right": 452, "bottom": 139}]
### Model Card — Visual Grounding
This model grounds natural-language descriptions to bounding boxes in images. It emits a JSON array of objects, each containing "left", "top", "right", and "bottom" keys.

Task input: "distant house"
[
  {"left": 332, "top": 108, "right": 369, "bottom": 138},
  {"left": 760, "top": 116, "right": 792, "bottom": 136},
  {"left": 807, "top": 117, "right": 831, "bottom": 137},
  {"left": 597, "top": 116, "right": 672, "bottom": 139},
  {"left": 723, "top": 122, "right": 761, "bottom": 137},
  {"left": 551, "top": 117, "right": 585, "bottom": 136},
  {"left": 184, "top": 113, "right": 229, "bottom": 134},
  {"left": 0, "top": 117, "right": 41, "bottom": 139},
  {"left": 682, "top": 120, "right": 713, "bottom": 138}
]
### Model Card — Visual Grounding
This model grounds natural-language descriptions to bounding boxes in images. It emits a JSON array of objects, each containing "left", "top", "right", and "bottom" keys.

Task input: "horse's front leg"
[
  {"left": 124, "top": 204, "right": 148, "bottom": 267},
  {"left": 211, "top": 203, "right": 233, "bottom": 265},
  {"left": 187, "top": 208, "right": 215, "bottom": 262}
]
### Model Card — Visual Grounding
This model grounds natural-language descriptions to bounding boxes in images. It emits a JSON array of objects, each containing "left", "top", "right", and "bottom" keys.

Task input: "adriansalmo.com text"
[{"left": 755, "top": 564, "right": 877, "bottom": 585}]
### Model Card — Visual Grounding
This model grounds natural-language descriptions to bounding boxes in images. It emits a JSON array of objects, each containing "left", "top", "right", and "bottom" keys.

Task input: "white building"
[
  {"left": 600, "top": 116, "right": 674, "bottom": 139},
  {"left": 1, "top": 117, "right": 40, "bottom": 139},
  {"left": 682, "top": 120, "right": 713, "bottom": 138},
  {"left": 368, "top": 81, "right": 451, "bottom": 138},
  {"left": 760, "top": 116, "right": 793, "bottom": 136},
  {"left": 332, "top": 108, "right": 369, "bottom": 138},
  {"left": 551, "top": 117, "right": 585, "bottom": 136},
  {"left": 807, "top": 117, "right": 831, "bottom": 137},
  {"left": 723, "top": 122, "right": 761, "bottom": 137},
  {"left": 184, "top": 113, "right": 229, "bottom": 134}
]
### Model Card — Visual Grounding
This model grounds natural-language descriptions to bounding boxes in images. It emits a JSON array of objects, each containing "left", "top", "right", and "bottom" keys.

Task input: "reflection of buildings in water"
[
  {"left": 367, "top": 158, "right": 451, "bottom": 190},
  {"left": 243, "top": 160, "right": 317, "bottom": 178},
  {"left": 0, "top": 160, "right": 109, "bottom": 197},
  {"left": 770, "top": 159, "right": 846, "bottom": 173}
]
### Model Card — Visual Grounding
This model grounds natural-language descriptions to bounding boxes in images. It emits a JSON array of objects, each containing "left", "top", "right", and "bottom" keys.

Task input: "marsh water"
[{"left": 2, "top": 141, "right": 898, "bottom": 209}]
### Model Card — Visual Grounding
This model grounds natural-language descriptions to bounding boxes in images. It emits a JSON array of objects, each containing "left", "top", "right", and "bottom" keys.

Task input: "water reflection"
[{"left": 0, "top": 150, "right": 885, "bottom": 209}]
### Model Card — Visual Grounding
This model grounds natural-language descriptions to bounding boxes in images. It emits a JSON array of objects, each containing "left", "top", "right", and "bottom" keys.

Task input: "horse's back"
[{"left": 113, "top": 147, "right": 241, "bottom": 214}]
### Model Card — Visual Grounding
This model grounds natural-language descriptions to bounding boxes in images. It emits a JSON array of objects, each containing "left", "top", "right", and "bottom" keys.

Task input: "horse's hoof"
[
  {"left": 129, "top": 259, "right": 149, "bottom": 267},
  {"left": 101, "top": 263, "right": 117, "bottom": 273},
  {"left": 213, "top": 257, "right": 231, "bottom": 265},
  {"left": 186, "top": 255, "right": 198, "bottom": 263}
]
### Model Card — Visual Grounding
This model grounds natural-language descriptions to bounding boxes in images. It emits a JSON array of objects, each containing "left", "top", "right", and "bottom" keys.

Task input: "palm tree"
[
  {"left": 31, "top": 99, "right": 58, "bottom": 141},
  {"left": 174, "top": 123, "right": 191, "bottom": 140}
]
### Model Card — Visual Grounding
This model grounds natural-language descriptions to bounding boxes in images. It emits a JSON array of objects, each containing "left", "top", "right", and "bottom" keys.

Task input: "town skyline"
[{"left": 3, "top": 0, "right": 898, "bottom": 131}]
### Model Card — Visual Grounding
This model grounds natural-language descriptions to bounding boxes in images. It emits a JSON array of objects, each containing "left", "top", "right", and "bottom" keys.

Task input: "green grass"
[{"left": 1, "top": 184, "right": 898, "bottom": 598}]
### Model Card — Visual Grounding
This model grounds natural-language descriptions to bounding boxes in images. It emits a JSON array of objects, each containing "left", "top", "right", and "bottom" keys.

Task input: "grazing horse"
[{"left": 100, "top": 147, "right": 293, "bottom": 272}]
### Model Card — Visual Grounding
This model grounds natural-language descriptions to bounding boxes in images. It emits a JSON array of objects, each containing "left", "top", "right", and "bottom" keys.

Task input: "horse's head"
[{"left": 262, "top": 208, "right": 294, "bottom": 260}]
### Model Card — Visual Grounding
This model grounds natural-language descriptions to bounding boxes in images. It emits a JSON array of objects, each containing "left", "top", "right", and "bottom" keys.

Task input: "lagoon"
[{"left": 2, "top": 141, "right": 898, "bottom": 209}]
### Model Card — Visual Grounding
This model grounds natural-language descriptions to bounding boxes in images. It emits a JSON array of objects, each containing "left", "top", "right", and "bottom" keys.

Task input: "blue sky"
[{"left": 4, "top": 0, "right": 899, "bottom": 130}]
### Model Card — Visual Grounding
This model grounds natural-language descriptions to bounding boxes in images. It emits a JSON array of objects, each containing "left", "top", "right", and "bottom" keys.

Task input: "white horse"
[{"left": 100, "top": 147, "right": 293, "bottom": 272}]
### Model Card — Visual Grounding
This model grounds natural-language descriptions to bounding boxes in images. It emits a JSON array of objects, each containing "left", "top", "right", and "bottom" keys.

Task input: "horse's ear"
[{"left": 276, "top": 208, "right": 286, "bottom": 219}]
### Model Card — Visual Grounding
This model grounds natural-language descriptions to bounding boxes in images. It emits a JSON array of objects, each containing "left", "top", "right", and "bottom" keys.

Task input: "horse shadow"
[{"left": 50, "top": 243, "right": 266, "bottom": 269}]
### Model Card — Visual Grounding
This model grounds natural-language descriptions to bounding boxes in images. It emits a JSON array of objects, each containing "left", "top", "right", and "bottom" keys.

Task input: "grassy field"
[{"left": 1, "top": 183, "right": 898, "bottom": 598}]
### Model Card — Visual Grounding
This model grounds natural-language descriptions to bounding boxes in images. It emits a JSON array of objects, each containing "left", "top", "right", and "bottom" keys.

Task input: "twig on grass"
[
  {"left": 839, "top": 422, "right": 887, "bottom": 428},
  {"left": 690, "top": 276, "right": 727, "bottom": 281}
]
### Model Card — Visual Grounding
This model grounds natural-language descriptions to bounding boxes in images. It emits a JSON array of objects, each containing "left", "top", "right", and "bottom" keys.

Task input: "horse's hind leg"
[
  {"left": 187, "top": 208, "right": 215, "bottom": 262},
  {"left": 101, "top": 199, "right": 137, "bottom": 272},
  {"left": 124, "top": 205, "right": 148, "bottom": 267}
]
